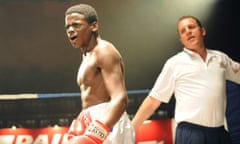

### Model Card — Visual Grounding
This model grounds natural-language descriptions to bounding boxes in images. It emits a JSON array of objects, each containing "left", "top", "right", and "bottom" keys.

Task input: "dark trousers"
[{"left": 175, "top": 122, "right": 232, "bottom": 144}]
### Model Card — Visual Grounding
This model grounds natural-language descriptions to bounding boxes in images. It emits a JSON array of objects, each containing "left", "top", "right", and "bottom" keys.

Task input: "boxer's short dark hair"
[{"left": 65, "top": 4, "right": 98, "bottom": 24}]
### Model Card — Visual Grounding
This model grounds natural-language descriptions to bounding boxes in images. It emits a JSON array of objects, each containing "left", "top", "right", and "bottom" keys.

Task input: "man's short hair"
[
  {"left": 178, "top": 15, "right": 203, "bottom": 28},
  {"left": 65, "top": 4, "right": 98, "bottom": 24}
]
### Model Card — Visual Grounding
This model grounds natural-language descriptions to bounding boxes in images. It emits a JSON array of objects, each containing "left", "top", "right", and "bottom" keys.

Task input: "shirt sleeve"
[
  {"left": 149, "top": 59, "right": 176, "bottom": 103},
  {"left": 223, "top": 53, "right": 240, "bottom": 84}
]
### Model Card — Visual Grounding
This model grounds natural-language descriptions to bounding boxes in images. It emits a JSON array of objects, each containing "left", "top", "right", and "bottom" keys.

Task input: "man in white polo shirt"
[{"left": 132, "top": 15, "right": 240, "bottom": 144}]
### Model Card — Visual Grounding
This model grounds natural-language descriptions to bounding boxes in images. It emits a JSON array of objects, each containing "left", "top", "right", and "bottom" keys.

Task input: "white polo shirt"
[{"left": 149, "top": 48, "right": 240, "bottom": 127}]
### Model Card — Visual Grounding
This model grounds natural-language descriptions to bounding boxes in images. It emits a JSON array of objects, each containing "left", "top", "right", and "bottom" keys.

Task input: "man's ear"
[
  {"left": 91, "top": 21, "right": 99, "bottom": 32},
  {"left": 201, "top": 27, "right": 206, "bottom": 36}
]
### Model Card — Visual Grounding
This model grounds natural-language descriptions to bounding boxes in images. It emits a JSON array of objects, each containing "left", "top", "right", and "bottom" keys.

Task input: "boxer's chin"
[{"left": 71, "top": 43, "right": 80, "bottom": 49}]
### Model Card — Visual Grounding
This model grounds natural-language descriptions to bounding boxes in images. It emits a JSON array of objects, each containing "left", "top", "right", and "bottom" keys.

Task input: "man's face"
[
  {"left": 177, "top": 18, "right": 206, "bottom": 50},
  {"left": 65, "top": 13, "right": 92, "bottom": 49}
]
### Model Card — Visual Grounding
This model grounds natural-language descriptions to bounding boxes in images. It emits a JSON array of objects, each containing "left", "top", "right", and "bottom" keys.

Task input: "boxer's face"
[{"left": 65, "top": 13, "right": 93, "bottom": 49}]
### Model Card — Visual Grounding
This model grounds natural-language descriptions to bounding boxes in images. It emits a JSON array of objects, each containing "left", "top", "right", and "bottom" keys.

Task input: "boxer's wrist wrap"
[{"left": 85, "top": 120, "right": 110, "bottom": 143}]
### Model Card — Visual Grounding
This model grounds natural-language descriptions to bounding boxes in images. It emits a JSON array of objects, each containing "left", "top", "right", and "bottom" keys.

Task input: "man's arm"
[
  {"left": 98, "top": 43, "right": 128, "bottom": 128},
  {"left": 132, "top": 96, "right": 161, "bottom": 130}
]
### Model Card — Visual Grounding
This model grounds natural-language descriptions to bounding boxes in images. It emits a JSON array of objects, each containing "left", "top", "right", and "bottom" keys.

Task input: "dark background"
[
  {"left": 0, "top": 0, "right": 238, "bottom": 94},
  {"left": 0, "top": 0, "right": 239, "bottom": 143}
]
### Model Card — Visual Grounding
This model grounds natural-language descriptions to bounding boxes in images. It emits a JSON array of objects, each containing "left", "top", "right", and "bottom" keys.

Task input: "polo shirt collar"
[{"left": 183, "top": 47, "right": 217, "bottom": 61}]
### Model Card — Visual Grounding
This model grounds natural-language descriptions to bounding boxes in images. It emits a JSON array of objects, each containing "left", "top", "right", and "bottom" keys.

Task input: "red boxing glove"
[
  {"left": 67, "top": 119, "right": 86, "bottom": 140},
  {"left": 84, "top": 120, "right": 110, "bottom": 144},
  {"left": 68, "top": 111, "right": 92, "bottom": 140}
]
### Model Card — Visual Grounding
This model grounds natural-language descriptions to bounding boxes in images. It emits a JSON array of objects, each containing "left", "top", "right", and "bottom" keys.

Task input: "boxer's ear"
[{"left": 90, "top": 21, "right": 98, "bottom": 33}]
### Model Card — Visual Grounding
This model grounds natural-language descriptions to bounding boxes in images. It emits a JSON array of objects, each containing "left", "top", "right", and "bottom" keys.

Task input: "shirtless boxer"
[{"left": 64, "top": 3, "right": 134, "bottom": 144}]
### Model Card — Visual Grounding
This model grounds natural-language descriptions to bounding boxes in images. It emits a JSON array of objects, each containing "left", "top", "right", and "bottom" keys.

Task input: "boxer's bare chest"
[{"left": 77, "top": 53, "right": 101, "bottom": 86}]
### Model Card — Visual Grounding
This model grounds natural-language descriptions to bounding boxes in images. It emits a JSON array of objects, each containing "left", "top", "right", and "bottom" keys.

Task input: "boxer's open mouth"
[{"left": 70, "top": 35, "right": 77, "bottom": 41}]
